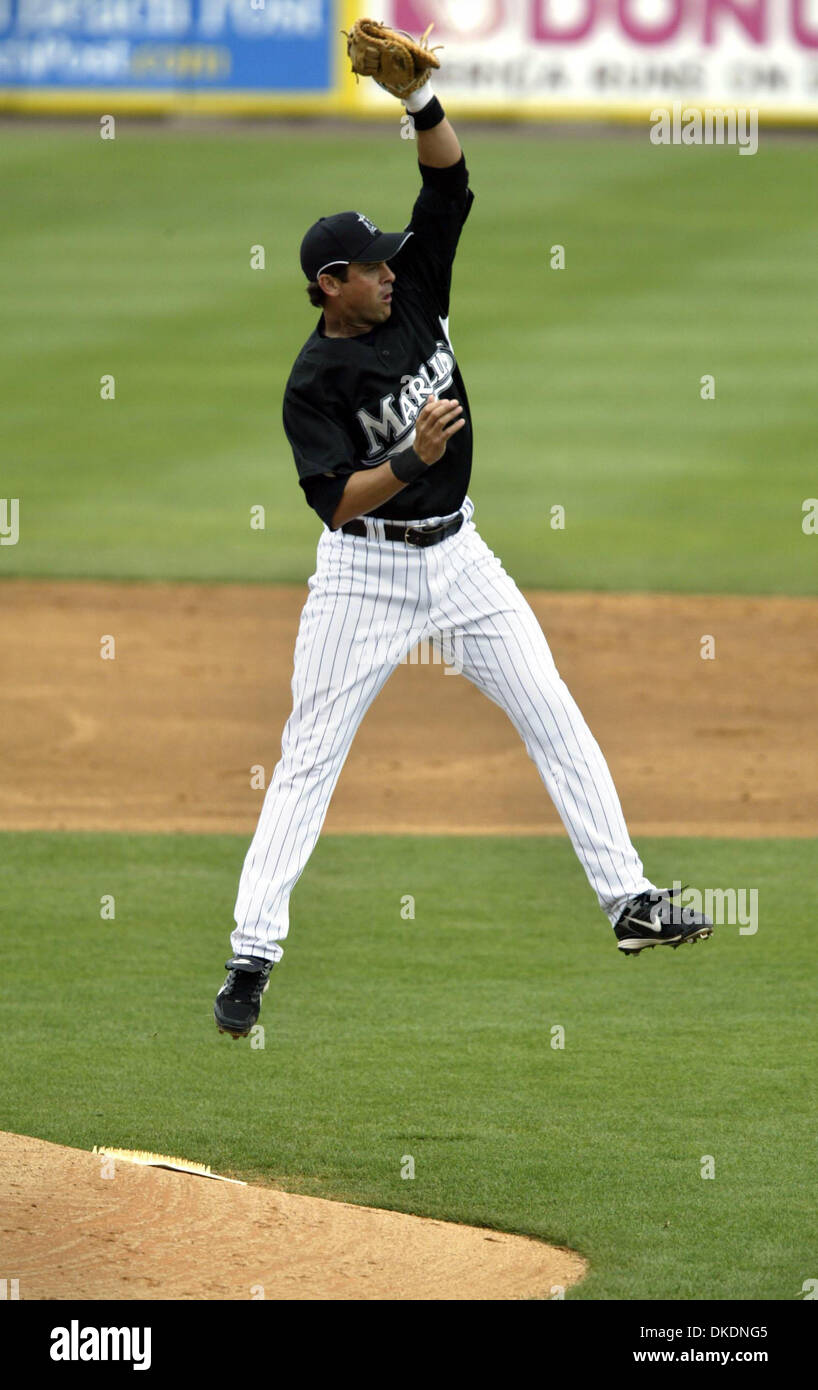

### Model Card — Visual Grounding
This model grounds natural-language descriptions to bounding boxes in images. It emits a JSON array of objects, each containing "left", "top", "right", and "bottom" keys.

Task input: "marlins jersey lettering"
[
  {"left": 356, "top": 339, "right": 456, "bottom": 463},
  {"left": 283, "top": 158, "right": 475, "bottom": 527}
]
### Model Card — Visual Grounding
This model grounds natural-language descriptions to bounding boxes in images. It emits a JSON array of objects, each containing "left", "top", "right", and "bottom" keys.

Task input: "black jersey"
[{"left": 283, "top": 157, "right": 475, "bottom": 527}]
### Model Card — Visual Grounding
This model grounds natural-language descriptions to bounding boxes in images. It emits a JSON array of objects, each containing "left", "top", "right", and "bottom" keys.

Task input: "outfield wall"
[{"left": 1, "top": 0, "right": 817, "bottom": 122}]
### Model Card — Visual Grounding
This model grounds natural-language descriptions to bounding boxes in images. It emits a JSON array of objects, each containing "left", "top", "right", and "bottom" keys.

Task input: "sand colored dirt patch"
[
  {"left": 1, "top": 579, "right": 816, "bottom": 838},
  {"left": 0, "top": 1131, "right": 586, "bottom": 1301}
]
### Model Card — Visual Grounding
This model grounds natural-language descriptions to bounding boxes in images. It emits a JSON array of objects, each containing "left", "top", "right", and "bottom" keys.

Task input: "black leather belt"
[{"left": 341, "top": 514, "right": 464, "bottom": 548}]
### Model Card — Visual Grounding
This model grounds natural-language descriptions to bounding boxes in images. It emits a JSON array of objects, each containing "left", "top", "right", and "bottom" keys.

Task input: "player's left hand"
[{"left": 343, "top": 18, "right": 441, "bottom": 102}]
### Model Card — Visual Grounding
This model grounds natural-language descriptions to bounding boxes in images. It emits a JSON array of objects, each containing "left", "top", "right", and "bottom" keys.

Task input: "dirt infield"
[
  {"left": 2, "top": 578, "right": 817, "bottom": 839},
  {"left": 0, "top": 1131, "right": 586, "bottom": 1301}
]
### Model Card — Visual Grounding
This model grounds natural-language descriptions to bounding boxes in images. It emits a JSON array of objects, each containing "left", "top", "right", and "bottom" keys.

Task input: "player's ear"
[{"left": 318, "top": 271, "right": 343, "bottom": 299}]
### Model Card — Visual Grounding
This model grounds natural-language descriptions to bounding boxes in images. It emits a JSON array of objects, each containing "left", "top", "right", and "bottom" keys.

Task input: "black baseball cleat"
[
  {"left": 614, "top": 887, "right": 713, "bottom": 956},
  {"left": 214, "top": 956, "right": 273, "bottom": 1037}
]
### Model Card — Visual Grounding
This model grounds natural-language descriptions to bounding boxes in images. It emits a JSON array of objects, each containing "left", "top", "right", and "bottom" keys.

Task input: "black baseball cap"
[{"left": 300, "top": 210, "right": 413, "bottom": 282}]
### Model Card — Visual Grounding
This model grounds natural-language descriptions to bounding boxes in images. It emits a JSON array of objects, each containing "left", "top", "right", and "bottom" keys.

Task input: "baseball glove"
[{"left": 343, "top": 18, "right": 441, "bottom": 102}]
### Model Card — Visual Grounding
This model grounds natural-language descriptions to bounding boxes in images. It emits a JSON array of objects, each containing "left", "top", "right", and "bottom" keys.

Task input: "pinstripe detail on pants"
[{"left": 231, "top": 507, "right": 652, "bottom": 960}]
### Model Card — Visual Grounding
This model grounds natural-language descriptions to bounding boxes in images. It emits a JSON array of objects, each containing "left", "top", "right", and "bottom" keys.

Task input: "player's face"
[{"left": 342, "top": 260, "right": 396, "bottom": 325}]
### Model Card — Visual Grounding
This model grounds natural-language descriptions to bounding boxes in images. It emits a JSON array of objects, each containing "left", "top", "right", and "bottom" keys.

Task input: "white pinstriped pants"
[{"left": 232, "top": 500, "right": 653, "bottom": 960}]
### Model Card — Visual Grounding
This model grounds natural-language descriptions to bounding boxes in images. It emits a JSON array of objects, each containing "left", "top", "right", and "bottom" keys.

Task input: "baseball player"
[{"left": 214, "top": 24, "right": 712, "bottom": 1038}]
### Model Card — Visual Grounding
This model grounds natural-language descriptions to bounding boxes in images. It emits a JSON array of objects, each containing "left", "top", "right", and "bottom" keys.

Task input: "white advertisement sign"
[{"left": 352, "top": 1, "right": 818, "bottom": 119}]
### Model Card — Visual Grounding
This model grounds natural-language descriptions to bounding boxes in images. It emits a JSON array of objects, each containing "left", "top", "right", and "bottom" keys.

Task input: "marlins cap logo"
[{"left": 356, "top": 213, "right": 379, "bottom": 235}]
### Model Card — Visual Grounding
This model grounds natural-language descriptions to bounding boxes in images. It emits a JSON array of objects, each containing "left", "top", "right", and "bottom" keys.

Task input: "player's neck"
[{"left": 321, "top": 309, "right": 376, "bottom": 340}]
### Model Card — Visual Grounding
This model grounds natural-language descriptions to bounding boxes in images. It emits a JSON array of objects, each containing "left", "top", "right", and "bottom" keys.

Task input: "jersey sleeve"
[
  {"left": 283, "top": 383, "right": 356, "bottom": 527},
  {"left": 283, "top": 384, "right": 356, "bottom": 481},
  {"left": 301, "top": 471, "right": 352, "bottom": 529},
  {"left": 395, "top": 156, "right": 474, "bottom": 321}
]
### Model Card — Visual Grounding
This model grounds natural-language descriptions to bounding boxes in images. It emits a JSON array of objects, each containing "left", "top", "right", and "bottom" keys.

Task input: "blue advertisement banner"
[{"left": 0, "top": 0, "right": 334, "bottom": 92}]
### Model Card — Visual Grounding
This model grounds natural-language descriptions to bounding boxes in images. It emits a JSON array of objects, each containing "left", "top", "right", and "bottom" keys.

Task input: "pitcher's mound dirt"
[{"left": 1, "top": 1131, "right": 586, "bottom": 1301}]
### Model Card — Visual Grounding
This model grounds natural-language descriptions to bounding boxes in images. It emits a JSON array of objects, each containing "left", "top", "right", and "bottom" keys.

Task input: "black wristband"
[
  {"left": 390, "top": 447, "right": 427, "bottom": 485},
  {"left": 411, "top": 95, "right": 445, "bottom": 132}
]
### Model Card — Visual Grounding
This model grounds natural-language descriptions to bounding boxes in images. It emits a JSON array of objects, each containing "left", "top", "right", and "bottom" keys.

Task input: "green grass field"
[
  {"left": 1, "top": 125, "right": 816, "bottom": 593},
  {"left": 2, "top": 829, "right": 814, "bottom": 1301}
]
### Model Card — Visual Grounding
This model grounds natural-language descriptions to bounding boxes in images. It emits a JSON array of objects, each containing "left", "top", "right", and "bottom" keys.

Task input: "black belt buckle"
[{"left": 405, "top": 522, "right": 444, "bottom": 547}]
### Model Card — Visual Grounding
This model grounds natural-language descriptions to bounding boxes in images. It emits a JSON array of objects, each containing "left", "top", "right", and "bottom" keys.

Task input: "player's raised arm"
[
  {"left": 344, "top": 19, "right": 474, "bottom": 326},
  {"left": 345, "top": 18, "right": 461, "bottom": 167},
  {"left": 410, "top": 93, "right": 461, "bottom": 168}
]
